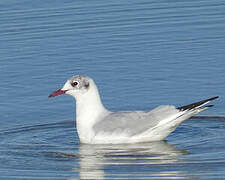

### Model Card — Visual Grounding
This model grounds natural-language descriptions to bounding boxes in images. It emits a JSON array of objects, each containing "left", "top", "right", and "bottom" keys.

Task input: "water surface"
[{"left": 1, "top": 0, "right": 225, "bottom": 179}]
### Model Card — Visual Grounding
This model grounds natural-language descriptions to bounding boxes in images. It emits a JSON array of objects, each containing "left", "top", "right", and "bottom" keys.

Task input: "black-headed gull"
[{"left": 49, "top": 75, "right": 218, "bottom": 144}]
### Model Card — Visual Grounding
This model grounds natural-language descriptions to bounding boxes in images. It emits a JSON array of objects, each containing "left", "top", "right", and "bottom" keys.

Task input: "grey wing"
[{"left": 93, "top": 105, "right": 180, "bottom": 136}]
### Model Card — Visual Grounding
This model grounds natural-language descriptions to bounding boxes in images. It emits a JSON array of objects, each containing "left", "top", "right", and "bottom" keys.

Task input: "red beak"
[{"left": 49, "top": 89, "right": 67, "bottom": 98}]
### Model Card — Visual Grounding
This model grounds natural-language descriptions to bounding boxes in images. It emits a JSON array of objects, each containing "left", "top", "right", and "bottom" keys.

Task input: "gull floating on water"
[{"left": 49, "top": 75, "right": 218, "bottom": 144}]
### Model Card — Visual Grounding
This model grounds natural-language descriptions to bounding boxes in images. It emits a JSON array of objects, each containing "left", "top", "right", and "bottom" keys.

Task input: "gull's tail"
[
  {"left": 131, "top": 96, "right": 219, "bottom": 142},
  {"left": 153, "top": 96, "right": 219, "bottom": 140}
]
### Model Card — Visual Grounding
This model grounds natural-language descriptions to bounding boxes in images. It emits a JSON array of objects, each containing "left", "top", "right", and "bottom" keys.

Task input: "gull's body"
[{"left": 49, "top": 75, "right": 218, "bottom": 144}]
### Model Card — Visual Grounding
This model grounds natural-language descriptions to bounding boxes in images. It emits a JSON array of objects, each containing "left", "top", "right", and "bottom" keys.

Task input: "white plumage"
[{"left": 49, "top": 75, "right": 218, "bottom": 144}]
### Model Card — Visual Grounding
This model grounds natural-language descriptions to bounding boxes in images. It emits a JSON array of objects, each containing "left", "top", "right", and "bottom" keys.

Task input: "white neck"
[{"left": 74, "top": 84, "right": 108, "bottom": 143}]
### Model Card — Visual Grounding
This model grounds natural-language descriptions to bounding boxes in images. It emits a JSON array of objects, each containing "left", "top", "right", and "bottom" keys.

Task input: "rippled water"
[
  {"left": 0, "top": 117, "right": 225, "bottom": 179},
  {"left": 1, "top": 0, "right": 225, "bottom": 179}
]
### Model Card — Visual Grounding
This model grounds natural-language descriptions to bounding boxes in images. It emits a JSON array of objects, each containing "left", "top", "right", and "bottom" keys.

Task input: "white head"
[
  {"left": 49, "top": 75, "right": 107, "bottom": 143},
  {"left": 49, "top": 75, "right": 96, "bottom": 100}
]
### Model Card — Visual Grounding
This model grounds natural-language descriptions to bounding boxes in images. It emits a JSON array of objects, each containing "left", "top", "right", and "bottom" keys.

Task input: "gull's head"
[{"left": 49, "top": 75, "right": 94, "bottom": 99}]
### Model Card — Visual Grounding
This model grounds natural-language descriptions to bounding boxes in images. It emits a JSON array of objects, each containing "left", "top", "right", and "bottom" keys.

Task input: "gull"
[{"left": 49, "top": 75, "right": 218, "bottom": 144}]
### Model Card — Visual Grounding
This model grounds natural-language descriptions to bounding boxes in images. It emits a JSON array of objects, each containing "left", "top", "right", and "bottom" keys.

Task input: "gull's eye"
[{"left": 71, "top": 81, "right": 79, "bottom": 87}]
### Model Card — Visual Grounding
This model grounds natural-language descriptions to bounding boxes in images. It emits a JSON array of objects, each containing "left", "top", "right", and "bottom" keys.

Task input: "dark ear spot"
[{"left": 84, "top": 81, "right": 89, "bottom": 89}]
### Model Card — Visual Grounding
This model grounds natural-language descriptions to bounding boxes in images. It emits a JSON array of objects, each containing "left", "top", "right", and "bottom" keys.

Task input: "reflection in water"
[
  {"left": 1, "top": 118, "right": 225, "bottom": 179},
  {"left": 2, "top": 117, "right": 225, "bottom": 179},
  {"left": 76, "top": 141, "right": 188, "bottom": 179}
]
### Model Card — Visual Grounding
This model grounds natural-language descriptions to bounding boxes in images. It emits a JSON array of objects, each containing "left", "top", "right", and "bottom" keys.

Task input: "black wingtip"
[
  {"left": 207, "top": 96, "right": 219, "bottom": 101},
  {"left": 204, "top": 105, "right": 214, "bottom": 108},
  {"left": 177, "top": 96, "right": 219, "bottom": 111}
]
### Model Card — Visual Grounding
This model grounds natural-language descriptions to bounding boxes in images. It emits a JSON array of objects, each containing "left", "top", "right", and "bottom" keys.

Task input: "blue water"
[{"left": 1, "top": 0, "right": 225, "bottom": 179}]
